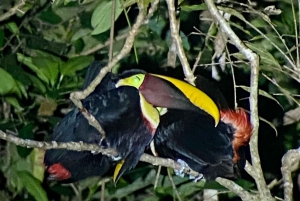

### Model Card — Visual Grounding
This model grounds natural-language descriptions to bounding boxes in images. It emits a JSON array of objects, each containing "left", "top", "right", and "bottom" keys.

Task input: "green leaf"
[
  {"left": 60, "top": 56, "right": 93, "bottom": 76},
  {"left": 30, "top": 148, "right": 45, "bottom": 182},
  {"left": 27, "top": 74, "right": 47, "bottom": 93},
  {"left": 16, "top": 80, "right": 28, "bottom": 98},
  {"left": 5, "top": 22, "right": 19, "bottom": 35},
  {"left": 4, "top": 97, "right": 23, "bottom": 112},
  {"left": 236, "top": 85, "right": 283, "bottom": 109},
  {"left": 181, "top": 4, "right": 207, "bottom": 11},
  {"left": 180, "top": 31, "right": 190, "bottom": 51},
  {"left": 64, "top": 0, "right": 75, "bottom": 5},
  {"left": 218, "top": 6, "right": 246, "bottom": 22},
  {"left": 17, "top": 171, "right": 48, "bottom": 201},
  {"left": 0, "top": 68, "right": 21, "bottom": 97},
  {"left": 178, "top": 181, "right": 204, "bottom": 197},
  {"left": 112, "top": 169, "right": 156, "bottom": 198},
  {"left": 234, "top": 42, "right": 281, "bottom": 71},
  {"left": 18, "top": 52, "right": 62, "bottom": 88},
  {"left": 17, "top": 123, "right": 35, "bottom": 158},
  {"left": 148, "top": 17, "right": 167, "bottom": 36},
  {"left": 0, "top": 29, "right": 4, "bottom": 47},
  {"left": 39, "top": 9, "right": 62, "bottom": 24},
  {"left": 33, "top": 57, "right": 60, "bottom": 88},
  {"left": 71, "top": 28, "right": 92, "bottom": 42},
  {"left": 91, "top": 0, "right": 123, "bottom": 35},
  {"left": 235, "top": 179, "right": 255, "bottom": 190},
  {"left": 17, "top": 53, "right": 49, "bottom": 84},
  {"left": 204, "top": 180, "right": 227, "bottom": 190}
]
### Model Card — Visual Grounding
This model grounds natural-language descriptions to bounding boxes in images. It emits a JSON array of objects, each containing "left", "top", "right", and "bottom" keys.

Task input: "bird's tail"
[{"left": 220, "top": 108, "right": 252, "bottom": 162}]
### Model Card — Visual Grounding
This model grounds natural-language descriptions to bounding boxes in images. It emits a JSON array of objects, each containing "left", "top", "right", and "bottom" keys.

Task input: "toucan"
[
  {"left": 115, "top": 71, "right": 252, "bottom": 180},
  {"left": 44, "top": 61, "right": 160, "bottom": 183},
  {"left": 44, "top": 61, "right": 115, "bottom": 182},
  {"left": 44, "top": 107, "right": 115, "bottom": 182}
]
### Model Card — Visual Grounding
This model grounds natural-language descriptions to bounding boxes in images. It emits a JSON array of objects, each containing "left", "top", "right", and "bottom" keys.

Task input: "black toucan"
[
  {"left": 116, "top": 72, "right": 252, "bottom": 180},
  {"left": 44, "top": 107, "right": 114, "bottom": 182},
  {"left": 44, "top": 61, "right": 115, "bottom": 182},
  {"left": 44, "top": 61, "right": 160, "bottom": 183}
]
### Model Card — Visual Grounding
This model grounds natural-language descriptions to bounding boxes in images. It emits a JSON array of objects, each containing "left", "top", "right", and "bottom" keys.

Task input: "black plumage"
[
  {"left": 152, "top": 76, "right": 251, "bottom": 180},
  {"left": 44, "top": 61, "right": 156, "bottom": 183},
  {"left": 154, "top": 109, "right": 236, "bottom": 180},
  {"left": 114, "top": 70, "right": 250, "bottom": 180},
  {"left": 83, "top": 86, "right": 155, "bottom": 182},
  {"left": 44, "top": 108, "right": 114, "bottom": 182}
]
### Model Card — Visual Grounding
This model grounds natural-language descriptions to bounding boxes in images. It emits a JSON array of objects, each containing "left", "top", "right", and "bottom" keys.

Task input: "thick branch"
[
  {"left": 0, "top": 130, "right": 200, "bottom": 178},
  {"left": 204, "top": 0, "right": 257, "bottom": 62},
  {"left": 71, "top": 0, "right": 160, "bottom": 102},
  {"left": 281, "top": 149, "right": 300, "bottom": 201},
  {"left": 0, "top": 0, "right": 26, "bottom": 22},
  {"left": 216, "top": 178, "right": 257, "bottom": 201},
  {"left": 203, "top": 0, "right": 272, "bottom": 200},
  {"left": 69, "top": 0, "right": 159, "bottom": 142}
]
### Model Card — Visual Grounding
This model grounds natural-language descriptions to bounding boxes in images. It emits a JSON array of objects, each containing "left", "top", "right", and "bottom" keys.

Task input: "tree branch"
[
  {"left": 281, "top": 149, "right": 300, "bottom": 201},
  {"left": 203, "top": 0, "right": 273, "bottom": 200},
  {"left": 165, "top": 0, "right": 195, "bottom": 85},
  {"left": 215, "top": 178, "right": 258, "bottom": 201},
  {"left": 0, "top": 129, "right": 200, "bottom": 178},
  {"left": 69, "top": 0, "right": 160, "bottom": 142},
  {"left": 0, "top": 0, "right": 26, "bottom": 22}
]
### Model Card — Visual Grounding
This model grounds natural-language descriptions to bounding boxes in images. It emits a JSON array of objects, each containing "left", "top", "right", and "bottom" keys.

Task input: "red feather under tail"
[
  {"left": 220, "top": 108, "right": 252, "bottom": 162},
  {"left": 47, "top": 163, "right": 71, "bottom": 180}
]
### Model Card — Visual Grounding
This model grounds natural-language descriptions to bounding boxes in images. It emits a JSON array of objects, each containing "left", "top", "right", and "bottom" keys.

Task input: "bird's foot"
[
  {"left": 189, "top": 173, "right": 204, "bottom": 182},
  {"left": 174, "top": 159, "right": 188, "bottom": 178}
]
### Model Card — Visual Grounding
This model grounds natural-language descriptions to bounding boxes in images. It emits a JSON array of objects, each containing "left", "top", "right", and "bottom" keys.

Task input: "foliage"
[{"left": 0, "top": 0, "right": 299, "bottom": 200}]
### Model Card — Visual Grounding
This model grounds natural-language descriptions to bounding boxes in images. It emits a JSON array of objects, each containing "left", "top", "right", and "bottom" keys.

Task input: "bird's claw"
[
  {"left": 174, "top": 159, "right": 188, "bottom": 178},
  {"left": 189, "top": 174, "right": 204, "bottom": 182}
]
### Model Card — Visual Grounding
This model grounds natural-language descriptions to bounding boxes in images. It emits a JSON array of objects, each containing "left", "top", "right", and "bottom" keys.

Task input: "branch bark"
[
  {"left": 0, "top": 0, "right": 26, "bottom": 22},
  {"left": 0, "top": 129, "right": 200, "bottom": 178},
  {"left": 165, "top": 0, "right": 195, "bottom": 85},
  {"left": 203, "top": 0, "right": 274, "bottom": 200},
  {"left": 69, "top": 0, "right": 160, "bottom": 142},
  {"left": 281, "top": 149, "right": 300, "bottom": 201}
]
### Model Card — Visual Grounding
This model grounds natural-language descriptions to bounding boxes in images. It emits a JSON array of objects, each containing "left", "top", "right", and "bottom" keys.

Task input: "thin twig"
[
  {"left": 78, "top": 34, "right": 128, "bottom": 56},
  {"left": 290, "top": 0, "right": 299, "bottom": 72},
  {"left": 192, "top": 23, "right": 215, "bottom": 73},
  {"left": 165, "top": 0, "right": 195, "bottom": 85},
  {"left": 109, "top": 0, "right": 116, "bottom": 62},
  {"left": 154, "top": 165, "right": 162, "bottom": 189},
  {"left": 225, "top": 47, "right": 237, "bottom": 109},
  {"left": 101, "top": 179, "right": 105, "bottom": 201},
  {"left": 227, "top": 1, "right": 294, "bottom": 66},
  {"left": 167, "top": 168, "right": 182, "bottom": 201}
]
